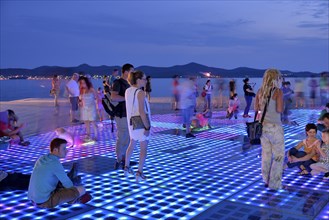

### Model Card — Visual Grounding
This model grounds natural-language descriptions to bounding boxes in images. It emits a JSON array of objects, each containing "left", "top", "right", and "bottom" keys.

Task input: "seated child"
[
  {"left": 287, "top": 123, "right": 320, "bottom": 175},
  {"left": 226, "top": 93, "right": 240, "bottom": 119},
  {"left": 310, "top": 128, "right": 329, "bottom": 179},
  {"left": 192, "top": 108, "right": 212, "bottom": 129},
  {"left": 0, "top": 110, "right": 30, "bottom": 146}
]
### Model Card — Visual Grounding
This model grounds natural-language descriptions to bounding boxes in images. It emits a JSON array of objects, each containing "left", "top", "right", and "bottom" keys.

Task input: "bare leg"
[
  {"left": 85, "top": 121, "right": 90, "bottom": 136},
  {"left": 92, "top": 121, "right": 98, "bottom": 140},
  {"left": 125, "top": 139, "right": 137, "bottom": 167},
  {"left": 138, "top": 140, "right": 148, "bottom": 172}
]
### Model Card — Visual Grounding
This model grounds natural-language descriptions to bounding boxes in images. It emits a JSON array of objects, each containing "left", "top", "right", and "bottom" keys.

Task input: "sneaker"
[
  {"left": 186, "top": 133, "right": 196, "bottom": 138},
  {"left": 323, "top": 172, "right": 329, "bottom": 180},
  {"left": 124, "top": 166, "right": 135, "bottom": 177},
  {"left": 19, "top": 141, "right": 30, "bottom": 146},
  {"left": 76, "top": 192, "right": 92, "bottom": 204}
]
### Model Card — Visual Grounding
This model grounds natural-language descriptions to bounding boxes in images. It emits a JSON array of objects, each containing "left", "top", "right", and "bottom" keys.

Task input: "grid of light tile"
[{"left": 0, "top": 109, "right": 328, "bottom": 219}]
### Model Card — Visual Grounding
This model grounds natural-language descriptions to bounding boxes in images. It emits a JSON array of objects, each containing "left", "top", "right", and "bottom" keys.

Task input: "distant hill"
[{"left": 0, "top": 62, "right": 319, "bottom": 78}]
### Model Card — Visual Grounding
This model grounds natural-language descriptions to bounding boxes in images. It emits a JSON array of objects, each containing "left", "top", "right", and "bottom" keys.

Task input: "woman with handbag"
[
  {"left": 255, "top": 69, "right": 284, "bottom": 190},
  {"left": 124, "top": 71, "right": 151, "bottom": 182}
]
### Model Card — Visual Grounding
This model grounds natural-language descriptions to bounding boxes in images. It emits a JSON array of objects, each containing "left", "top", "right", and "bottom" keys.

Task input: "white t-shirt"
[{"left": 66, "top": 79, "right": 80, "bottom": 97}]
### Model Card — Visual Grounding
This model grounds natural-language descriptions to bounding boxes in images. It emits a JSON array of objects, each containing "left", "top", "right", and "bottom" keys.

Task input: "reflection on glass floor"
[{"left": 0, "top": 109, "right": 328, "bottom": 220}]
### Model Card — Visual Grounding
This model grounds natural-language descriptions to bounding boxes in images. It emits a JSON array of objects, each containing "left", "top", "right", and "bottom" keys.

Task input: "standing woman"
[
  {"left": 124, "top": 71, "right": 151, "bottom": 182},
  {"left": 78, "top": 76, "right": 99, "bottom": 141},
  {"left": 243, "top": 78, "right": 255, "bottom": 118},
  {"left": 203, "top": 80, "right": 213, "bottom": 110},
  {"left": 145, "top": 76, "right": 152, "bottom": 102},
  {"left": 51, "top": 75, "right": 61, "bottom": 109},
  {"left": 255, "top": 69, "right": 284, "bottom": 190}
]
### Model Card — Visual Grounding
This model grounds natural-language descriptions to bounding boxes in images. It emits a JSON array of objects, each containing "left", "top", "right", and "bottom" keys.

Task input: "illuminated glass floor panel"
[{"left": 0, "top": 109, "right": 327, "bottom": 219}]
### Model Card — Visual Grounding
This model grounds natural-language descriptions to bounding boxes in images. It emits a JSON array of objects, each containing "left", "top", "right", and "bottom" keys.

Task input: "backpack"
[
  {"left": 102, "top": 78, "right": 127, "bottom": 118},
  {"left": 102, "top": 93, "right": 117, "bottom": 118}
]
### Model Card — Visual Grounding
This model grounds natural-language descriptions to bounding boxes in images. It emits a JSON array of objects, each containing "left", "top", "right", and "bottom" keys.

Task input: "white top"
[
  {"left": 66, "top": 79, "right": 80, "bottom": 97},
  {"left": 125, "top": 87, "right": 151, "bottom": 121},
  {"left": 204, "top": 84, "right": 212, "bottom": 94},
  {"left": 125, "top": 87, "right": 151, "bottom": 141}
]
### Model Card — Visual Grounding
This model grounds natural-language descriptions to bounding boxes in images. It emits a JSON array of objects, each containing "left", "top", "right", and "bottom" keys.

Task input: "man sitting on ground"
[{"left": 28, "top": 138, "right": 91, "bottom": 208}]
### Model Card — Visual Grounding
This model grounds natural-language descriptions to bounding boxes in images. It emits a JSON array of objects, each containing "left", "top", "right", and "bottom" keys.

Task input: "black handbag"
[
  {"left": 129, "top": 89, "right": 150, "bottom": 130},
  {"left": 246, "top": 90, "right": 272, "bottom": 144}
]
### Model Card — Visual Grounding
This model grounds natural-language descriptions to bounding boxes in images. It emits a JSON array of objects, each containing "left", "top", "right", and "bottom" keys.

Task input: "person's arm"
[
  {"left": 275, "top": 89, "right": 283, "bottom": 113},
  {"left": 53, "top": 162, "right": 74, "bottom": 188},
  {"left": 1, "top": 124, "right": 24, "bottom": 136},
  {"left": 316, "top": 144, "right": 326, "bottom": 158},
  {"left": 291, "top": 149, "right": 316, "bottom": 162},
  {"left": 287, "top": 141, "right": 304, "bottom": 157},
  {"left": 254, "top": 91, "right": 260, "bottom": 111},
  {"left": 111, "top": 81, "right": 125, "bottom": 102},
  {"left": 137, "top": 91, "right": 151, "bottom": 131}
]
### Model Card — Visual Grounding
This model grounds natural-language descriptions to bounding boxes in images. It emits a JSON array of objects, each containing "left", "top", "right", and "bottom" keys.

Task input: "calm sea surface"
[{"left": 0, "top": 77, "right": 321, "bottom": 101}]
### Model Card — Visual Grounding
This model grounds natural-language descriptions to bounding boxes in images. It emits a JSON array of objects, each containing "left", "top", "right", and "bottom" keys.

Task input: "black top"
[
  {"left": 112, "top": 78, "right": 130, "bottom": 118},
  {"left": 145, "top": 81, "right": 152, "bottom": 92},
  {"left": 243, "top": 83, "right": 253, "bottom": 96},
  {"left": 229, "top": 81, "right": 235, "bottom": 92}
]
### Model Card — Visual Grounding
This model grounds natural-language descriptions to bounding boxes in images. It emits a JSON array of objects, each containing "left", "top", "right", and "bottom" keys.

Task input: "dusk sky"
[{"left": 1, "top": 0, "right": 328, "bottom": 72}]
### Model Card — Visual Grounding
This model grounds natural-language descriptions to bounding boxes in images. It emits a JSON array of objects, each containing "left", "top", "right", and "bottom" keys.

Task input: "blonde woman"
[
  {"left": 255, "top": 69, "right": 284, "bottom": 190},
  {"left": 124, "top": 71, "right": 151, "bottom": 182}
]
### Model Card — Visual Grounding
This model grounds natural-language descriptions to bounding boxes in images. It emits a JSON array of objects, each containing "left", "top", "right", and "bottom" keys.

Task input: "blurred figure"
[
  {"left": 229, "top": 79, "right": 236, "bottom": 98},
  {"left": 0, "top": 109, "right": 30, "bottom": 146},
  {"left": 55, "top": 128, "right": 74, "bottom": 147},
  {"left": 203, "top": 80, "right": 213, "bottom": 111},
  {"left": 317, "top": 103, "right": 329, "bottom": 132},
  {"left": 281, "top": 81, "right": 294, "bottom": 123},
  {"left": 179, "top": 78, "right": 197, "bottom": 138},
  {"left": 96, "top": 87, "right": 105, "bottom": 122},
  {"left": 145, "top": 76, "right": 152, "bottom": 102},
  {"left": 103, "top": 75, "right": 110, "bottom": 94},
  {"left": 308, "top": 76, "right": 319, "bottom": 108},
  {"left": 295, "top": 79, "right": 305, "bottom": 108},
  {"left": 320, "top": 72, "right": 329, "bottom": 107},
  {"left": 217, "top": 79, "right": 225, "bottom": 108},
  {"left": 226, "top": 93, "right": 240, "bottom": 119},
  {"left": 66, "top": 73, "right": 80, "bottom": 123},
  {"left": 109, "top": 69, "right": 119, "bottom": 90},
  {"left": 51, "top": 75, "right": 60, "bottom": 112},
  {"left": 78, "top": 76, "right": 99, "bottom": 141},
  {"left": 172, "top": 75, "right": 180, "bottom": 111},
  {"left": 242, "top": 78, "right": 255, "bottom": 118}
]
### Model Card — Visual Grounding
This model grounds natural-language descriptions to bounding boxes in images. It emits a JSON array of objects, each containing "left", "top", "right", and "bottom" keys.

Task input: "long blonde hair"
[{"left": 258, "top": 68, "right": 282, "bottom": 108}]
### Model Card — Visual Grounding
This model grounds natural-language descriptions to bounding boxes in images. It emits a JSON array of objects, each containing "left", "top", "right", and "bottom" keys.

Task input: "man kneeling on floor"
[{"left": 28, "top": 138, "right": 91, "bottom": 208}]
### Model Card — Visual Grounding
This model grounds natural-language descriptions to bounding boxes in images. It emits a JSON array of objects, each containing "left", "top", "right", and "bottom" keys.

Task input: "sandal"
[
  {"left": 298, "top": 165, "right": 309, "bottom": 175},
  {"left": 136, "top": 171, "right": 147, "bottom": 182},
  {"left": 124, "top": 166, "right": 135, "bottom": 177}
]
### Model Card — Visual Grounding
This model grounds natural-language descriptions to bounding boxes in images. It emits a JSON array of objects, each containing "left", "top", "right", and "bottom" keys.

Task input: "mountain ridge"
[{"left": 0, "top": 62, "right": 320, "bottom": 78}]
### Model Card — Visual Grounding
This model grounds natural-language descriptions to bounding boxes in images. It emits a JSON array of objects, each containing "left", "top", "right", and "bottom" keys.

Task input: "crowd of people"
[{"left": 1, "top": 67, "right": 329, "bottom": 209}]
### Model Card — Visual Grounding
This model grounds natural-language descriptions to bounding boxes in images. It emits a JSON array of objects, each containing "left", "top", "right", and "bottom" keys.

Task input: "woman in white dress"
[
  {"left": 78, "top": 76, "right": 99, "bottom": 141},
  {"left": 124, "top": 71, "right": 151, "bottom": 182}
]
